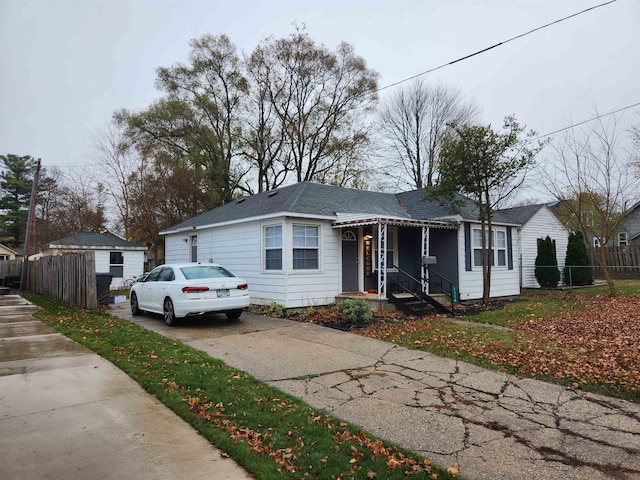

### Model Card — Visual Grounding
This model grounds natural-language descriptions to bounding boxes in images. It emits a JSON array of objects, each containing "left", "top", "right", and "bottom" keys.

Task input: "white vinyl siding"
[
  {"left": 458, "top": 224, "right": 520, "bottom": 301},
  {"left": 94, "top": 250, "right": 146, "bottom": 289},
  {"left": 163, "top": 217, "right": 340, "bottom": 309},
  {"left": 518, "top": 207, "right": 570, "bottom": 288}
]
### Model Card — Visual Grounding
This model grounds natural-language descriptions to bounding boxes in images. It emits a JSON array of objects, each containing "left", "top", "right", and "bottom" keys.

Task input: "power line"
[
  {"left": 536, "top": 101, "right": 640, "bottom": 140},
  {"left": 376, "top": 0, "right": 618, "bottom": 93}
]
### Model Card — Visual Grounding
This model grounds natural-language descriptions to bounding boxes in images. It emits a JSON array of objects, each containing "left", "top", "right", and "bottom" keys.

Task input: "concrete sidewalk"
[
  {"left": 112, "top": 302, "right": 640, "bottom": 480},
  {"left": 0, "top": 295, "right": 252, "bottom": 480}
]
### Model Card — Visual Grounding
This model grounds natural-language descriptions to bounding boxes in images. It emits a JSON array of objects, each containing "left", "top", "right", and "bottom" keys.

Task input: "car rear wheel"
[
  {"left": 226, "top": 309, "right": 242, "bottom": 320},
  {"left": 163, "top": 298, "right": 178, "bottom": 326},
  {"left": 130, "top": 292, "right": 142, "bottom": 316}
]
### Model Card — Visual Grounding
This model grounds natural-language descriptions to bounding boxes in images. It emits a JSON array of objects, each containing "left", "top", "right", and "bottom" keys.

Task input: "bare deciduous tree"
[
  {"left": 251, "top": 29, "right": 379, "bottom": 185},
  {"left": 91, "top": 121, "right": 141, "bottom": 239},
  {"left": 541, "top": 112, "right": 638, "bottom": 296},
  {"left": 378, "top": 78, "right": 480, "bottom": 189}
]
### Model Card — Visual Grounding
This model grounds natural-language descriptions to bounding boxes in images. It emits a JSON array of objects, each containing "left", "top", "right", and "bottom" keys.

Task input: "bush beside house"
[
  {"left": 535, "top": 236, "right": 560, "bottom": 288},
  {"left": 564, "top": 231, "right": 594, "bottom": 286}
]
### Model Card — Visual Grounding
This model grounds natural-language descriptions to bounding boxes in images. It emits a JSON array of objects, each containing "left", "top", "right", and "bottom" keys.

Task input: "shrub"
[
  {"left": 535, "top": 236, "right": 560, "bottom": 288},
  {"left": 251, "top": 302, "right": 285, "bottom": 317},
  {"left": 564, "top": 231, "right": 593, "bottom": 286},
  {"left": 338, "top": 299, "right": 373, "bottom": 324}
]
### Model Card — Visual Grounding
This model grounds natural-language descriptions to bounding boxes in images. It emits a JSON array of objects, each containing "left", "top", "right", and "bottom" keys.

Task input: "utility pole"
[{"left": 20, "top": 158, "right": 41, "bottom": 291}]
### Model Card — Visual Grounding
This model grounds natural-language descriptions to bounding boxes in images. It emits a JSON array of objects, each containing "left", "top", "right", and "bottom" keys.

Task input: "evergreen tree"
[
  {"left": 564, "top": 231, "right": 593, "bottom": 286},
  {"left": 535, "top": 236, "right": 560, "bottom": 288},
  {"left": 0, "top": 154, "right": 37, "bottom": 247}
]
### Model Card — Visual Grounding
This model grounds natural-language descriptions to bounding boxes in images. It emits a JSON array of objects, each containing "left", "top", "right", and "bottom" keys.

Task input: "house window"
[
  {"left": 619, "top": 232, "right": 628, "bottom": 247},
  {"left": 472, "top": 228, "right": 507, "bottom": 268},
  {"left": 264, "top": 225, "right": 283, "bottom": 270},
  {"left": 374, "top": 228, "right": 397, "bottom": 270},
  {"left": 593, "top": 237, "right": 601, "bottom": 248},
  {"left": 0, "top": 255, "right": 8, "bottom": 260},
  {"left": 109, "top": 252, "right": 124, "bottom": 278},
  {"left": 293, "top": 225, "right": 319, "bottom": 270},
  {"left": 190, "top": 235, "right": 198, "bottom": 262}
]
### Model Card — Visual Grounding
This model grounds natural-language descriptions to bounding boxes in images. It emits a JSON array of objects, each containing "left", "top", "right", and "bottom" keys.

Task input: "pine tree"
[
  {"left": 535, "top": 236, "right": 560, "bottom": 288},
  {"left": 564, "top": 231, "right": 593, "bottom": 286}
]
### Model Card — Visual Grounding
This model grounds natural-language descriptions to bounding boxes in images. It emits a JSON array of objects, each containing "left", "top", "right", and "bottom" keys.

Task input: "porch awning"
[{"left": 332, "top": 213, "right": 458, "bottom": 229}]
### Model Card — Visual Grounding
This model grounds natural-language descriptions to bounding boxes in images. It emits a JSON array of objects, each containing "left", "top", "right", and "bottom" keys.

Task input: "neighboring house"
[
  {"left": 160, "top": 182, "right": 524, "bottom": 309},
  {"left": 498, "top": 204, "right": 570, "bottom": 288},
  {"left": 620, "top": 201, "right": 640, "bottom": 247},
  {"left": 44, "top": 233, "right": 147, "bottom": 289},
  {"left": 0, "top": 243, "right": 18, "bottom": 261}
]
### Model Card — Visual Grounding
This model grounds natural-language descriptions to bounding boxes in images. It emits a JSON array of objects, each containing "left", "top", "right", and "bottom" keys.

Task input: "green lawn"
[{"left": 27, "top": 294, "right": 457, "bottom": 480}]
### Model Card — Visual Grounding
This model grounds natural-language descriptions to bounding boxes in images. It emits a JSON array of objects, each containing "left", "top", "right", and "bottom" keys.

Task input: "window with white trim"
[
  {"left": 292, "top": 224, "right": 319, "bottom": 270},
  {"left": 109, "top": 251, "right": 124, "bottom": 278},
  {"left": 264, "top": 225, "right": 283, "bottom": 270},
  {"left": 593, "top": 237, "right": 601, "bottom": 248},
  {"left": 618, "top": 232, "right": 628, "bottom": 247},
  {"left": 472, "top": 228, "right": 507, "bottom": 268}
]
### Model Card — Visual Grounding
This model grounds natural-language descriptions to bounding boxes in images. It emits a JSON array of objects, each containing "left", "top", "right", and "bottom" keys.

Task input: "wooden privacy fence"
[
  {"left": 0, "top": 259, "right": 23, "bottom": 287},
  {"left": 589, "top": 245, "right": 640, "bottom": 279},
  {"left": 25, "top": 252, "right": 98, "bottom": 309}
]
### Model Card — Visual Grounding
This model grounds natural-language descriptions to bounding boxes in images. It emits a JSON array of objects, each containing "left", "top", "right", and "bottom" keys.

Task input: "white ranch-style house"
[{"left": 160, "top": 183, "right": 566, "bottom": 310}]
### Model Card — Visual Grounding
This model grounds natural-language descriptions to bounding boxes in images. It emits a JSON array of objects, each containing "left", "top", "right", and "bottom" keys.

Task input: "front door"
[{"left": 341, "top": 230, "right": 359, "bottom": 292}]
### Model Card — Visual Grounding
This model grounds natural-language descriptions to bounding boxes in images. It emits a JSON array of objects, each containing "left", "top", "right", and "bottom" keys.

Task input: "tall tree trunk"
[{"left": 597, "top": 245, "right": 617, "bottom": 296}]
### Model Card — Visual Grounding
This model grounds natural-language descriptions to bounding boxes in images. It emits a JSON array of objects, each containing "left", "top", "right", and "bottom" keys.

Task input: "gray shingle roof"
[
  {"left": 163, "top": 182, "right": 523, "bottom": 233},
  {"left": 164, "top": 182, "right": 409, "bottom": 232},
  {"left": 396, "top": 189, "right": 520, "bottom": 224},
  {"left": 49, "top": 233, "right": 146, "bottom": 249},
  {"left": 497, "top": 204, "right": 547, "bottom": 225}
]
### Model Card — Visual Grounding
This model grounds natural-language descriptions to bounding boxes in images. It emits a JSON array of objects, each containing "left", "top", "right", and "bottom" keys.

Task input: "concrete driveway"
[
  {"left": 111, "top": 301, "right": 640, "bottom": 480},
  {"left": 0, "top": 296, "right": 252, "bottom": 480}
]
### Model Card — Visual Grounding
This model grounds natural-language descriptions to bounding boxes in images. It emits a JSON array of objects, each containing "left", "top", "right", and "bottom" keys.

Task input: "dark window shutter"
[
  {"left": 507, "top": 227, "right": 513, "bottom": 270},
  {"left": 464, "top": 223, "right": 472, "bottom": 271}
]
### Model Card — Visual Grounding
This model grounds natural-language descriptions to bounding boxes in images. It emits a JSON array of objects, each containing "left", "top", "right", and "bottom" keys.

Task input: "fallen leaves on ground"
[{"left": 360, "top": 295, "right": 640, "bottom": 397}]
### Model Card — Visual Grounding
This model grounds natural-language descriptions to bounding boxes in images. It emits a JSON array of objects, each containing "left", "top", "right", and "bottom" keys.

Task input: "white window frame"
[
  {"left": 618, "top": 232, "right": 628, "bottom": 247},
  {"left": 292, "top": 224, "right": 320, "bottom": 271},
  {"left": 263, "top": 224, "right": 283, "bottom": 271},
  {"left": 109, "top": 251, "right": 124, "bottom": 278},
  {"left": 472, "top": 227, "right": 507, "bottom": 268},
  {"left": 374, "top": 226, "right": 398, "bottom": 271},
  {"left": 593, "top": 237, "right": 601, "bottom": 248}
]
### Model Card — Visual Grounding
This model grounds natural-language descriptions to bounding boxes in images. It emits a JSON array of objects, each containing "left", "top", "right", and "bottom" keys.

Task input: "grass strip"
[{"left": 27, "top": 294, "right": 458, "bottom": 480}]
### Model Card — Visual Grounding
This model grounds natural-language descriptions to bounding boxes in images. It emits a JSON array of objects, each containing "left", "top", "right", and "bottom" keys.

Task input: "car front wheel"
[
  {"left": 131, "top": 292, "right": 142, "bottom": 316},
  {"left": 163, "top": 298, "right": 178, "bottom": 326}
]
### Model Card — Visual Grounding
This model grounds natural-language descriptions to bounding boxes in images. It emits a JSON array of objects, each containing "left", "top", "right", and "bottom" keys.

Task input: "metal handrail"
[{"left": 391, "top": 264, "right": 457, "bottom": 314}]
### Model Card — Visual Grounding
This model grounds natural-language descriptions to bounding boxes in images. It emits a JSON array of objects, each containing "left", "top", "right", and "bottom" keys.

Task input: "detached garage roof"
[{"left": 48, "top": 233, "right": 147, "bottom": 251}]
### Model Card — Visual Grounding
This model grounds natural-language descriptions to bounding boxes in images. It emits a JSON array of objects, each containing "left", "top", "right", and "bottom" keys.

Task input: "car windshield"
[{"left": 180, "top": 265, "right": 235, "bottom": 280}]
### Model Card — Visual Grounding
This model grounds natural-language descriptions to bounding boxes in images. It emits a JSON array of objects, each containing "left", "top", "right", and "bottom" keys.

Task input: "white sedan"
[{"left": 130, "top": 263, "right": 250, "bottom": 326}]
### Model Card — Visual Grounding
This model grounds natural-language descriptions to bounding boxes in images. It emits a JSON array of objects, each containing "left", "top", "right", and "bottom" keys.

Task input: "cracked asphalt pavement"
[{"left": 112, "top": 305, "right": 640, "bottom": 480}]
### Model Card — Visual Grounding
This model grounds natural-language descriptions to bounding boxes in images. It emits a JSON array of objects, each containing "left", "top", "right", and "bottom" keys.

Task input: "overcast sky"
[{"left": 1, "top": 0, "right": 638, "bottom": 185}]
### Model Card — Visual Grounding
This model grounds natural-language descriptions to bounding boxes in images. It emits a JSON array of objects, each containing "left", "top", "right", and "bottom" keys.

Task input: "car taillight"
[
  {"left": 236, "top": 283, "right": 248, "bottom": 290},
  {"left": 182, "top": 286, "right": 210, "bottom": 293}
]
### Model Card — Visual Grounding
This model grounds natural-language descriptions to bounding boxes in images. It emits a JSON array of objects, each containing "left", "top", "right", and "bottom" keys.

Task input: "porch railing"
[{"left": 389, "top": 265, "right": 457, "bottom": 315}]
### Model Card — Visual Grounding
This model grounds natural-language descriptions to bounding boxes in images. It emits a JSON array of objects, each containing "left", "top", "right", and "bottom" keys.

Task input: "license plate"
[{"left": 216, "top": 289, "right": 230, "bottom": 298}]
